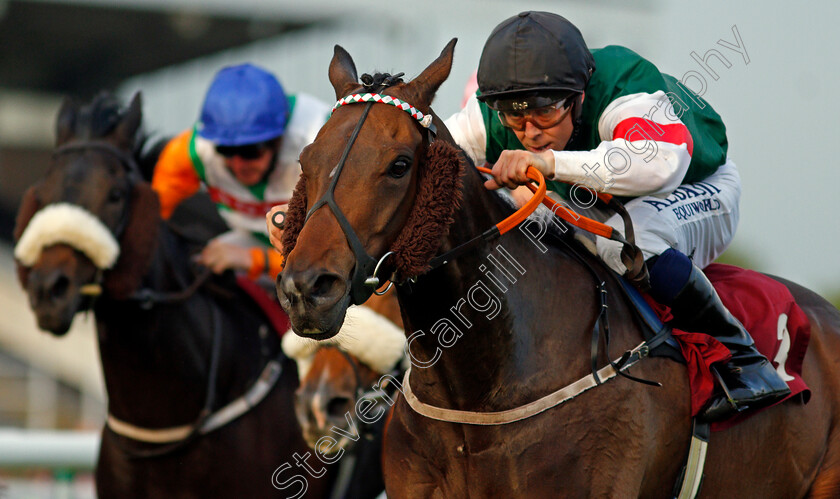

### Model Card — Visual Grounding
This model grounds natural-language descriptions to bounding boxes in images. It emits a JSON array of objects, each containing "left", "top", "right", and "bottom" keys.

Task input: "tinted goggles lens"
[
  {"left": 216, "top": 143, "right": 268, "bottom": 160},
  {"left": 498, "top": 98, "right": 573, "bottom": 131}
]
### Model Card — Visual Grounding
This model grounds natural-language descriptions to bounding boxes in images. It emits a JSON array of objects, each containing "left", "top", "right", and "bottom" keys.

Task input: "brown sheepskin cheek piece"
[
  {"left": 279, "top": 140, "right": 466, "bottom": 281},
  {"left": 281, "top": 175, "right": 308, "bottom": 259},
  {"left": 389, "top": 140, "right": 465, "bottom": 280}
]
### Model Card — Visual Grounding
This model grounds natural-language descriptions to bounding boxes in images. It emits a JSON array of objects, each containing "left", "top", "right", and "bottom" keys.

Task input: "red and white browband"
[{"left": 332, "top": 93, "right": 434, "bottom": 128}]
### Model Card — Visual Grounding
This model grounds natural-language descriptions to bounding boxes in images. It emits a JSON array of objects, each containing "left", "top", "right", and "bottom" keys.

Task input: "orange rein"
[{"left": 475, "top": 165, "right": 616, "bottom": 240}]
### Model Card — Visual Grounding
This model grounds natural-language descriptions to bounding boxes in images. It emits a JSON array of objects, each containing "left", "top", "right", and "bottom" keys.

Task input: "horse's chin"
[
  {"left": 33, "top": 307, "right": 77, "bottom": 336},
  {"left": 27, "top": 280, "right": 84, "bottom": 336},
  {"left": 289, "top": 297, "right": 350, "bottom": 341},
  {"left": 301, "top": 426, "right": 353, "bottom": 454}
]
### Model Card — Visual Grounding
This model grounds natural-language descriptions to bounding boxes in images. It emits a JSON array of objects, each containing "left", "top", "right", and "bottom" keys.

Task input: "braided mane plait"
[
  {"left": 280, "top": 175, "right": 308, "bottom": 258},
  {"left": 390, "top": 140, "right": 465, "bottom": 280},
  {"left": 360, "top": 72, "right": 405, "bottom": 89}
]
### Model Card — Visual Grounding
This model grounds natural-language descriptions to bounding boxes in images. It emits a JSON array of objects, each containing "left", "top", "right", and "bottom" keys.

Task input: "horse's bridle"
[
  {"left": 53, "top": 140, "right": 143, "bottom": 230},
  {"left": 50, "top": 140, "right": 142, "bottom": 298},
  {"left": 325, "top": 345, "right": 402, "bottom": 443},
  {"left": 303, "top": 74, "right": 437, "bottom": 305}
]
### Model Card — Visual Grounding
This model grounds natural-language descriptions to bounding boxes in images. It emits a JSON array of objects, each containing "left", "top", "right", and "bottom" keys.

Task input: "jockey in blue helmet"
[
  {"left": 445, "top": 11, "right": 790, "bottom": 423},
  {"left": 153, "top": 63, "right": 329, "bottom": 280}
]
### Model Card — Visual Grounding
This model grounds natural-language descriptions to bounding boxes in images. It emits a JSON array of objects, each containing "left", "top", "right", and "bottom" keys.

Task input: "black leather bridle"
[{"left": 303, "top": 74, "right": 436, "bottom": 305}]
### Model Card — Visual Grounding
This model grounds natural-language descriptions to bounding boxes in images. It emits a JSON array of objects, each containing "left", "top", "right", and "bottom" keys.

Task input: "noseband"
[
  {"left": 303, "top": 74, "right": 436, "bottom": 305},
  {"left": 27, "top": 140, "right": 143, "bottom": 297}
]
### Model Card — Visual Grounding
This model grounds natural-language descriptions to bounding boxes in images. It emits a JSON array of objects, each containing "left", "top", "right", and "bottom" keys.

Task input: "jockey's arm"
[
  {"left": 550, "top": 91, "right": 693, "bottom": 197},
  {"left": 448, "top": 92, "right": 693, "bottom": 198},
  {"left": 151, "top": 130, "right": 202, "bottom": 219},
  {"left": 199, "top": 237, "right": 285, "bottom": 279}
]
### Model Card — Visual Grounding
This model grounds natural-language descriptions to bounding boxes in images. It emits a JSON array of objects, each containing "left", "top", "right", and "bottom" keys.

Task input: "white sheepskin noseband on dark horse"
[{"left": 14, "top": 203, "right": 120, "bottom": 269}]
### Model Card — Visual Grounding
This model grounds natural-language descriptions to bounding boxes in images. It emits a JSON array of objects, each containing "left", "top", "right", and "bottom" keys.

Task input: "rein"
[{"left": 302, "top": 76, "right": 662, "bottom": 425}]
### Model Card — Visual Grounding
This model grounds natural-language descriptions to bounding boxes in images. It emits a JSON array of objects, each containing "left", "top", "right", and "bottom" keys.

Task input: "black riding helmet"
[{"left": 477, "top": 11, "right": 595, "bottom": 112}]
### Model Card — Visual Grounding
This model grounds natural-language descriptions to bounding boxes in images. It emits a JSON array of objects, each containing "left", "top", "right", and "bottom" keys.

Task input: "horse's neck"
[
  {"left": 398, "top": 167, "right": 598, "bottom": 410},
  {"left": 95, "top": 223, "right": 269, "bottom": 425}
]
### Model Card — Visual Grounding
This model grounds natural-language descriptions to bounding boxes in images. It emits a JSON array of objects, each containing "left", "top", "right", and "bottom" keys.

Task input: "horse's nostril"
[
  {"left": 312, "top": 273, "right": 341, "bottom": 298},
  {"left": 326, "top": 396, "right": 352, "bottom": 417},
  {"left": 50, "top": 274, "right": 70, "bottom": 301}
]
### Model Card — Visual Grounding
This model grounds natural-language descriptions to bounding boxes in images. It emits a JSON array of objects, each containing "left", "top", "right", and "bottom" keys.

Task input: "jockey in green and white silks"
[{"left": 445, "top": 11, "right": 790, "bottom": 423}]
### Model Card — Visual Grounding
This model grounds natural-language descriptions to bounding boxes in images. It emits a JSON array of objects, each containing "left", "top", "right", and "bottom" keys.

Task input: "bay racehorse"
[
  {"left": 284, "top": 291, "right": 404, "bottom": 498},
  {"left": 276, "top": 40, "right": 840, "bottom": 497},
  {"left": 13, "top": 92, "right": 333, "bottom": 498}
]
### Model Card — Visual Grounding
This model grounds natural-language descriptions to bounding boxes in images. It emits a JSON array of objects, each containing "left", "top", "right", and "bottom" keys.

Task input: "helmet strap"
[
  {"left": 564, "top": 93, "right": 585, "bottom": 149},
  {"left": 259, "top": 136, "right": 283, "bottom": 184}
]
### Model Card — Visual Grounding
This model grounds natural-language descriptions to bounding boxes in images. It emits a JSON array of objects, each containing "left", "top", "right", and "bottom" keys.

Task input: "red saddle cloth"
[
  {"left": 235, "top": 275, "right": 291, "bottom": 338},
  {"left": 645, "top": 263, "right": 811, "bottom": 430}
]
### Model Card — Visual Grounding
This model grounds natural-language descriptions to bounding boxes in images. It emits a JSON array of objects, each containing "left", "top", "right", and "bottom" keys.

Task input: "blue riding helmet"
[{"left": 198, "top": 63, "right": 289, "bottom": 146}]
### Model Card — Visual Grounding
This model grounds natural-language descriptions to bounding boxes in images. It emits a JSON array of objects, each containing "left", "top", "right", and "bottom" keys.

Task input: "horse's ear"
[
  {"left": 56, "top": 97, "right": 77, "bottom": 146},
  {"left": 13, "top": 185, "right": 43, "bottom": 288},
  {"left": 329, "top": 45, "right": 359, "bottom": 99},
  {"left": 114, "top": 92, "right": 143, "bottom": 149},
  {"left": 404, "top": 38, "right": 457, "bottom": 109},
  {"left": 102, "top": 182, "right": 160, "bottom": 300}
]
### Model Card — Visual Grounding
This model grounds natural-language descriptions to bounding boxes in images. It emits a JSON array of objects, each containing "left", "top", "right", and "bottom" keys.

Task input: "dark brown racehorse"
[
  {"left": 277, "top": 40, "right": 840, "bottom": 497},
  {"left": 13, "top": 93, "right": 333, "bottom": 498}
]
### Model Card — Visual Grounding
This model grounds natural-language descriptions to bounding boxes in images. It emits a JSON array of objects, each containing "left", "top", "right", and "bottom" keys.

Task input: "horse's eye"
[
  {"left": 387, "top": 157, "right": 411, "bottom": 179},
  {"left": 107, "top": 188, "right": 125, "bottom": 203}
]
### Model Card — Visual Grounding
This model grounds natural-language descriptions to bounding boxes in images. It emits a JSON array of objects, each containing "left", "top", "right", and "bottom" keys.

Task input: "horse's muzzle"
[
  {"left": 277, "top": 268, "right": 349, "bottom": 339},
  {"left": 26, "top": 266, "right": 83, "bottom": 335}
]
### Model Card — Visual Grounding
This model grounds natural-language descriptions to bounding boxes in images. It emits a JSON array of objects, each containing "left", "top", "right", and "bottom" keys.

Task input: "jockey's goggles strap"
[{"left": 332, "top": 93, "right": 437, "bottom": 135}]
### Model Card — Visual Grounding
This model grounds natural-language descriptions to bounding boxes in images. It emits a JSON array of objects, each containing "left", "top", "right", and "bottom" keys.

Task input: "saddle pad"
[
  {"left": 644, "top": 263, "right": 811, "bottom": 430},
  {"left": 235, "top": 275, "right": 291, "bottom": 338}
]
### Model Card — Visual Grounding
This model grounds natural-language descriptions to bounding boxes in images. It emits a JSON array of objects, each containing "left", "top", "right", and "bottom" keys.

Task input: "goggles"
[
  {"left": 497, "top": 97, "right": 574, "bottom": 131},
  {"left": 215, "top": 142, "right": 271, "bottom": 160}
]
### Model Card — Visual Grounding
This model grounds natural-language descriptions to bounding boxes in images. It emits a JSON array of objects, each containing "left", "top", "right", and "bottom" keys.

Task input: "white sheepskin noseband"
[
  {"left": 282, "top": 305, "right": 405, "bottom": 379},
  {"left": 14, "top": 203, "right": 120, "bottom": 269}
]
